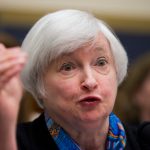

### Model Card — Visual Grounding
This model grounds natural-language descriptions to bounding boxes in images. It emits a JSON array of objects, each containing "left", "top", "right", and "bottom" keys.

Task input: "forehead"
[
  {"left": 48, "top": 32, "right": 114, "bottom": 67},
  {"left": 46, "top": 33, "right": 116, "bottom": 71},
  {"left": 60, "top": 33, "right": 113, "bottom": 58}
]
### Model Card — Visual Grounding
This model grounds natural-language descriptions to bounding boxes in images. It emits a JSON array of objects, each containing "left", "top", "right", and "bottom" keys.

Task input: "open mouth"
[
  {"left": 79, "top": 96, "right": 101, "bottom": 107},
  {"left": 81, "top": 97, "right": 100, "bottom": 102}
]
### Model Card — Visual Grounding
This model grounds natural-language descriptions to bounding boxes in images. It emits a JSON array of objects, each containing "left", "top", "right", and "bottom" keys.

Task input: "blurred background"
[
  {"left": 1, "top": 0, "right": 150, "bottom": 123},
  {"left": 1, "top": 0, "right": 150, "bottom": 64}
]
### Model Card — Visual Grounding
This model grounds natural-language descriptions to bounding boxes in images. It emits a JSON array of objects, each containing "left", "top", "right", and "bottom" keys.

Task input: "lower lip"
[{"left": 79, "top": 100, "right": 100, "bottom": 108}]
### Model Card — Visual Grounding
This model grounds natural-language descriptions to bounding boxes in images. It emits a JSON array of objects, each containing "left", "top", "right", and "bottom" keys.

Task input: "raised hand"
[{"left": 0, "top": 43, "right": 27, "bottom": 150}]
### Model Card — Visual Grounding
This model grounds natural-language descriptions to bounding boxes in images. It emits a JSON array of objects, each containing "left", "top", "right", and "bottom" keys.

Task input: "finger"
[
  {"left": 7, "top": 46, "right": 21, "bottom": 51},
  {"left": 0, "top": 43, "right": 6, "bottom": 52},
  {"left": 0, "top": 50, "right": 26, "bottom": 63},
  {"left": 0, "top": 44, "right": 20, "bottom": 52},
  {"left": 0, "top": 54, "right": 27, "bottom": 75},
  {"left": 0, "top": 63, "right": 25, "bottom": 90},
  {"left": 0, "top": 45, "right": 25, "bottom": 62}
]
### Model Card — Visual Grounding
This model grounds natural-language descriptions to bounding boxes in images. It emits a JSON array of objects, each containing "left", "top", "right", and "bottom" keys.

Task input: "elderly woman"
[{"left": 0, "top": 9, "right": 146, "bottom": 150}]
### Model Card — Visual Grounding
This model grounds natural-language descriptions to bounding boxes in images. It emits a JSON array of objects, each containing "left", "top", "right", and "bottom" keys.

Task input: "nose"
[{"left": 81, "top": 68, "right": 98, "bottom": 91}]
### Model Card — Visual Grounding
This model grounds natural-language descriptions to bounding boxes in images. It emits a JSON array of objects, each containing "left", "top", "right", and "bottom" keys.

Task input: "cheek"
[
  {"left": 45, "top": 78, "right": 79, "bottom": 101},
  {"left": 57, "top": 82, "right": 77, "bottom": 99},
  {"left": 100, "top": 75, "right": 118, "bottom": 105}
]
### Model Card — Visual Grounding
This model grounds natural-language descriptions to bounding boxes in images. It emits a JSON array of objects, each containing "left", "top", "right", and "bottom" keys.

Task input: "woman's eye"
[
  {"left": 95, "top": 57, "right": 107, "bottom": 66},
  {"left": 60, "top": 62, "right": 75, "bottom": 71},
  {"left": 94, "top": 57, "right": 110, "bottom": 74}
]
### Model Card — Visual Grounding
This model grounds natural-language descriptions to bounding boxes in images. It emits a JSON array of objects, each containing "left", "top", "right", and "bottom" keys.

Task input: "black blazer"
[{"left": 17, "top": 113, "right": 147, "bottom": 150}]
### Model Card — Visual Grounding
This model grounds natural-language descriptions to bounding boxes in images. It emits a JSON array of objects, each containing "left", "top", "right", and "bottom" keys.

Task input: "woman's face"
[{"left": 43, "top": 33, "right": 118, "bottom": 130}]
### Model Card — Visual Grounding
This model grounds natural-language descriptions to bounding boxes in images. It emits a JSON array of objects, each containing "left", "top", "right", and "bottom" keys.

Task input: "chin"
[
  {"left": 79, "top": 114, "right": 101, "bottom": 124},
  {"left": 82, "top": 110, "right": 108, "bottom": 120}
]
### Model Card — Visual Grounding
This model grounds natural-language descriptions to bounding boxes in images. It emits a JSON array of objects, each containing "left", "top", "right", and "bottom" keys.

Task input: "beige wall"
[{"left": 0, "top": 0, "right": 150, "bottom": 33}]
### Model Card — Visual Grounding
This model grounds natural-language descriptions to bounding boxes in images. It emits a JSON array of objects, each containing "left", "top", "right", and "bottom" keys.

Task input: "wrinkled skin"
[{"left": 43, "top": 33, "right": 118, "bottom": 150}]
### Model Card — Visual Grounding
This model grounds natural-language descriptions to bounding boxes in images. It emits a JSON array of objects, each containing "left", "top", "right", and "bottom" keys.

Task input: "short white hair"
[{"left": 21, "top": 9, "right": 128, "bottom": 108}]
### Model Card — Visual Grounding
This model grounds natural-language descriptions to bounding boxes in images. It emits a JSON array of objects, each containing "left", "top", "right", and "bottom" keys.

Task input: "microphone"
[{"left": 138, "top": 122, "right": 150, "bottom": 150}]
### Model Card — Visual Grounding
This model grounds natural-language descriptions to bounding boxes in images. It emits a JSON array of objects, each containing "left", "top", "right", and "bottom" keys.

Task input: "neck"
[{"left": 64, "top": 118, "right": 109, "bottom": 150}]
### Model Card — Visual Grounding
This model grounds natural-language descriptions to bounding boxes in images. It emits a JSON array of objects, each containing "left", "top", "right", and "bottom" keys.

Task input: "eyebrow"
[{"left": 95, "top": 46, "right": 108, "bottom": 53}]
